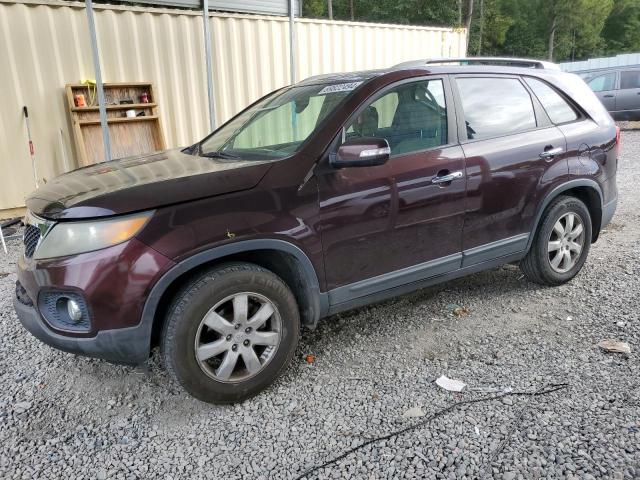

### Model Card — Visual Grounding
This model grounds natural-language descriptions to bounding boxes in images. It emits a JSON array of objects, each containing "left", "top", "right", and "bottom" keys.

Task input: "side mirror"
[{"left": 330, "top": 137, "right": 390, "bottom": 168}]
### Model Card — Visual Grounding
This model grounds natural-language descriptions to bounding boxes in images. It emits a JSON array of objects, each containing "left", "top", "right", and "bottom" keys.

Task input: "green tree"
[
  {"left": 545, "top": 0, "right": 613, "bottom": 61},
  {"left": 301, "top": 0, "right": 620, "bottom": 62},
  {"left": 602, "top": 0, "right": 640, "bottom": 54}
]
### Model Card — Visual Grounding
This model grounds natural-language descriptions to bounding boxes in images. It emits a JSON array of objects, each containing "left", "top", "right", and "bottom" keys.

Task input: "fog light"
[{"left": 67, "top": 299, "right": 82, "bottom": 323}]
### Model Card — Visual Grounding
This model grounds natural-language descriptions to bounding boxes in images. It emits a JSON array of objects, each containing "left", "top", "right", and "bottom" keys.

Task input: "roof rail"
[{"left": 393, "top": 57, "right": 561, "bottom": 71}]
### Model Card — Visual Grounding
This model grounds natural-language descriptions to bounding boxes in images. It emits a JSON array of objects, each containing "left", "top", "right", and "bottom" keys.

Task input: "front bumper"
[
  {"left": 14, "top": 293, "right": 150, "bottom": 365},
  {"left": 14, "top": 237, "right": 174, "bottom": 365}
]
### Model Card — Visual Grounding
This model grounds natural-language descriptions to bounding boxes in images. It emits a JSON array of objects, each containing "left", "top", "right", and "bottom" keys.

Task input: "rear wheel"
[
  {"left": 161, "top": 263, "right": 299, "bottom": 403},
  {"left": 520, "top": 196, "right": 592, "bottom": 286}
]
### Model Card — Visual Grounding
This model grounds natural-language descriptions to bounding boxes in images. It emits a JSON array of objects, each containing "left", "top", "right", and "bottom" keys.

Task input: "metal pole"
[
  {"left": 85, "top": 0, "right": 111, "bottom": 162},
  {"left": 289, "top": 0, "right": 296, "bottom": 85},
  {"left": 203, "top": 0, "right": 216, "bottom": 131}
]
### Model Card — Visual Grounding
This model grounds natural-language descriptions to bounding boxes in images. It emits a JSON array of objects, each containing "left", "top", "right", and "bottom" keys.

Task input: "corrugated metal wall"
[
  {"left": 0, "top": 0, "right": 466, "bottom": 214},
  {"left": 129, "top": 0, "right": 301, "bottom": 16},
  {"left": 560, "top": 52, "right": 640, "bottom": 73}
]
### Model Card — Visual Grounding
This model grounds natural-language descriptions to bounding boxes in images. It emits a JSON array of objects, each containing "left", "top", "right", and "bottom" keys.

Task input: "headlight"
[{"left": 34, "top": 211, "right": 153, "bottom": 260}]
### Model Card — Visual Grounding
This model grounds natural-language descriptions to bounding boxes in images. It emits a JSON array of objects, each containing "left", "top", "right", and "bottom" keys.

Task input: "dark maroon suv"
[{"left": 14, "top": 58, "right": 618, "bottom": 403}]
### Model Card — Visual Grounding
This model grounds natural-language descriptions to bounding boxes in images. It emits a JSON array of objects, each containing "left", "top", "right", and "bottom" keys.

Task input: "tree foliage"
[{"left": 302, "top": 0, "right": 626, "bottom": 61}]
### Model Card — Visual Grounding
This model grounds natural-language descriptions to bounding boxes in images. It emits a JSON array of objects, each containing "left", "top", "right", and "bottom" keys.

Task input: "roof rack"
[{"left": 393, "top": 57, "right": 561, "bottom": 71}]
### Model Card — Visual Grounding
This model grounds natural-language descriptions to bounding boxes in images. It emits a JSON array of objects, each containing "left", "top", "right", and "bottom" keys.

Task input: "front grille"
[
  {"left": 23, "top": 224, "right": 41, "bottom": 258},
  {"left": 22, "top": 212, "right": 54, "bottom": 259}
]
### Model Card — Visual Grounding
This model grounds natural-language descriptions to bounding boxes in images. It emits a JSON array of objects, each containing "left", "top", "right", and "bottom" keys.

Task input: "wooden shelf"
[
  {"left": 66, "top": 82, "right": 165, "bottom": 166},
  {"left": 79, "top": 115, "right": 159, "bottom": 126},
  {"left": 72, "top": 103, "right": 157, "bottom": 112}
]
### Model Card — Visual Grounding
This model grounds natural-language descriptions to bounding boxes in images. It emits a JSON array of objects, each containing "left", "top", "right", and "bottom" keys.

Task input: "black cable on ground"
[
  {"left": 294, "top": 383, "right": 569, "bottom": 480},
  {"left": 1, "top": 217, "right": 21, "bottom": 229}
]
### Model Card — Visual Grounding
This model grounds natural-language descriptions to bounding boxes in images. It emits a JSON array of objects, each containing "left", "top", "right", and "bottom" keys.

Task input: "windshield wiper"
[
  {"left": 182, "top": 142, "right": 200, "bottom": 155},
  {"left": 200, "top": 150, "right": 240, "bottom": 159}
]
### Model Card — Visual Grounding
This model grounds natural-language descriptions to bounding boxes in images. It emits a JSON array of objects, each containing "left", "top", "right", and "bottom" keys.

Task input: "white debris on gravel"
[
  {"left": 435, "top": 375, "right": 467, "bottom": 392},
  {"left": 1, "top": 132, "right": 640, "bottom": 479},
  {"left": 598, "top": 339, "right": 632, "bottom": 355},
  {"left": 402, "top": 406, "right": 426, "bottom": 419}
]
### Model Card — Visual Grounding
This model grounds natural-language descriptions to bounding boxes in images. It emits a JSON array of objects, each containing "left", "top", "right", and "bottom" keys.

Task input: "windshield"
[{"left": 199, "top": 82, "right": 362, "bottom": 159}]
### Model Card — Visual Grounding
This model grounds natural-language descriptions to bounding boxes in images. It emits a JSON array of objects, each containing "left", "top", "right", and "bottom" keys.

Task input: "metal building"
[
  {"left": 0, "top": 0, "right": 467, "bottom": 217},
  {"left": 560, "top": 53, "right": 640, "bottom": 74},
  {"left": 130, "top": 0, "right": 300, "bottom": 16}
]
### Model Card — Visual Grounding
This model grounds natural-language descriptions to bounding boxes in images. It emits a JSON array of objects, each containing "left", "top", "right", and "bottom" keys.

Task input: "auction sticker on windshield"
[{"left": 318, "top": 82, "right": 362, "bottom": 95}]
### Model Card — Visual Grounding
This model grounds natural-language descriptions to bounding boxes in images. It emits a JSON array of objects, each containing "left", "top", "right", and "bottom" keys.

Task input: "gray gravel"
[{"left": 1, "top": 131, "right": 639, "bottom": 480}]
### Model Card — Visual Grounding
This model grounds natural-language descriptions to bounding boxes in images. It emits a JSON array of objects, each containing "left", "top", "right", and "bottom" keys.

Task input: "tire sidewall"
[
  {"left": 163, "top": 265, "right": 299, "bottom": 403},
  {"left": 534, "top": 197, "right": 592, "bottom": 284}
]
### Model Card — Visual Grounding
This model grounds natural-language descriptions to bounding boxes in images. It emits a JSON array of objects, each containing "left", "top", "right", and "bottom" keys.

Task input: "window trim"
[
  {"left": 451, "top": 74, "right": 554, "bottom": 144},
  {"left": 521, "top": 75, "right": 584, "bottom": 127},
  {"left": 326, "top": 75, "right": 459, "bottom": 161}
]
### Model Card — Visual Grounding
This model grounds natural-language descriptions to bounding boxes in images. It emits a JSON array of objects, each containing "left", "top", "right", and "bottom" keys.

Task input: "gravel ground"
[{"left": 1, "top": 132, "right": 639, "bottom": 480}]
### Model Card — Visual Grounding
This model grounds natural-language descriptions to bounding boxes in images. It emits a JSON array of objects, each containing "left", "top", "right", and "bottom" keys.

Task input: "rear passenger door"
[
  {"left": 452, "top": 75, "right": 568, "bottom": 266},
  {"left": 615, "top": 70, "right": 640, "bottom": 118}
]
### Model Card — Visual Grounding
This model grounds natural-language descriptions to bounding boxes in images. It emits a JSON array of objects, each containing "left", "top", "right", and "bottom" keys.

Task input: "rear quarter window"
[
  {"left": 620, "top": 70, "right": 640, "bottom": 89},
  {"left": 524, "top": 77, "right": 578, "bottom": 124},
  {"left": 456, "top": 77, "right": 536, "bottom": 140}
]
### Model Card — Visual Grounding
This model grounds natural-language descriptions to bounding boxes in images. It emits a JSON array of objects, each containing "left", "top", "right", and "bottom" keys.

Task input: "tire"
[
  {"left": 520, "top": 196, "right": 592, "bottom": 286},
  {"left": 161, "top": 262, "right": 300, "bottom": 404}
]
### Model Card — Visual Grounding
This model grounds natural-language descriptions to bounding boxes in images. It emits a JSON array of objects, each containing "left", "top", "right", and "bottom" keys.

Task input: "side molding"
[
  {"left": 327, "top": 234, "right": 530, "bottom": 308},
  {"left": 462, "top": 233, "right": 529, "bottom": 268},
  {"left": 328, "top": 253, "right": 461, "bottom": 305}
]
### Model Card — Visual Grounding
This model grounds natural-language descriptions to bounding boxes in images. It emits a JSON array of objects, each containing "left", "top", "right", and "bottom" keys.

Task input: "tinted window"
[
  {"left": 620, "top": 70, "right": 640, "bottom": 89},
  {"left": 456, "top": 77, "right": 536, "bottom": 139},
  {"left": 587, "top": 73, "right": 616, "bottom": 92},
  {"left": 345, "top": 79, "right": 447, "bottom": 156},
  {"left": 525, "top": 77, "right": 578, "bottom": 124}
]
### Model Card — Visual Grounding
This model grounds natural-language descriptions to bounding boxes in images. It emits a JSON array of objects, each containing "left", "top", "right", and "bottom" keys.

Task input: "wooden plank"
[
  {"left": 0, "top": 206, "right": 26, "bottom": 221},
  {"left": 78, "top": 116, "right": 159, "bottom": 126},
  {"left": 71, "top": 103, "right": 157, "bottom": 112}
]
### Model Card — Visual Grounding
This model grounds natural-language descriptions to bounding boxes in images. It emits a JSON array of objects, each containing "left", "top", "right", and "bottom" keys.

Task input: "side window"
[
  {"left": 346, "top": 79, "right": 448, "bottom": 156},
  {"left": 456, "top": 77, "right": 536, "bottom": 140},
  {"left": 524, "top": 77, "right": 578, "bottom": 124},
  {"left": 587, "top": 73, "right": 616, "bottom": 92},
  {"left": 620, "top": 70, "right": 640, "bottom": 90}
]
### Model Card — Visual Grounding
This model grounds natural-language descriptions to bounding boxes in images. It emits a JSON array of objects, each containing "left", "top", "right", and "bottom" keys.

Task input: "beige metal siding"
[{"left": 0, "top": 0, "right": 466, "bottom": 213}]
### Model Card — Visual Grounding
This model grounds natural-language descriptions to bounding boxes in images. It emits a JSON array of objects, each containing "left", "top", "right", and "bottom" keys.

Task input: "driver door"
[{"left": 317, "top": 77, "right": 467, "bottom": 297}]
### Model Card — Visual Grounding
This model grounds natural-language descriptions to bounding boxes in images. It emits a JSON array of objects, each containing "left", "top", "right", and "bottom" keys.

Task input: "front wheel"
[
  {"left": 161, "top": 263, "right": 300, "bottom": 403},
  {"left": 520, "top": 196, "right": 592, "bottom": 286}
]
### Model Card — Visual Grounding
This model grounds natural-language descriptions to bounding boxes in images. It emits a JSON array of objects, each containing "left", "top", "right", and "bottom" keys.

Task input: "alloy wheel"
[
  {"left": 547, "top": 212, "right": 585, "bottom": 273},
  {"left": 194, "top": 292, "right": 281, "bottom": 383}
]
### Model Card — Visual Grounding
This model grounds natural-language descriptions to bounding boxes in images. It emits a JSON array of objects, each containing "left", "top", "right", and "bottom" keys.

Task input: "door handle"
[
  {"left": 603, "top": 94, "right": 614, "bottom": 98},
  {"left": 539, "top": 146, "right": 564, "bottom": 160},
  {"left": 431, "top": 170, "right": 463, "bottom": 184}
]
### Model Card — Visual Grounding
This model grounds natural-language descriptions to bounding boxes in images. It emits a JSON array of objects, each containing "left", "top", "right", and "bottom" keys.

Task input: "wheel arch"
[
  {"left": 143, "top": 240, "right": 327, "bottom": 353},
  {"left": 527, "top": 179, "right": 603, "bottom": 251}
]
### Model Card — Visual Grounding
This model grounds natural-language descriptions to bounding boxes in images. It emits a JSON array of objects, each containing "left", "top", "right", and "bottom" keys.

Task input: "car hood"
[{"left": 26, "top": 149, "right": 272, "bottom": 220}]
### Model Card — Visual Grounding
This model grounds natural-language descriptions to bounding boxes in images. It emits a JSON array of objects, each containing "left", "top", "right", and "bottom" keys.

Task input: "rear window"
[
  {"left": 620, "top": 70, "right": 640, "bottom": 89},
  {"left": 456, "top": 77, "right": 536, "bottom": 140},
  {"left": 524, "top": 77, "right": 578, "bottom": 124}
]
